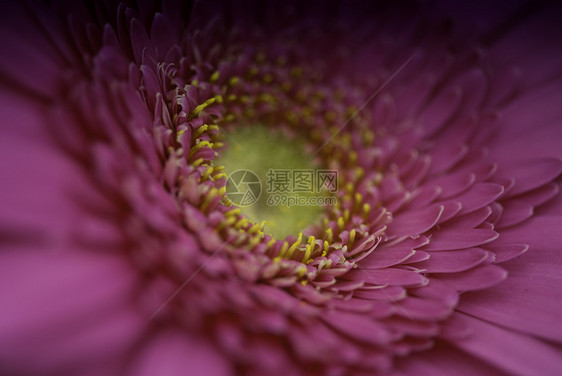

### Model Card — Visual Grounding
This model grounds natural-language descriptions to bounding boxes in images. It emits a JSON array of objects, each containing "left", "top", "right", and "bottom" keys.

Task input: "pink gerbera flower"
[{"left": 1, "top": 1, "right": 562, "bottom": 375}]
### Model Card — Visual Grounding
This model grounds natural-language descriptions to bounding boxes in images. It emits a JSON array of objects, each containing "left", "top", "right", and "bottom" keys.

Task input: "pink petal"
[
  {"left": 417, "top": 86, "right": 462, "bottom": 136},
  {"left": 484, "top": 243, "right": 529, "bottom": 263},
  {"left": 504, "top": 181, "right": 559, "bottom": 207},
  {"left": 128, "top": 330, "right": 232, "bottom": 376},
  {"left": 496, "top": 201, "right": 534, "bottom": 229},
  {"left": 322, "top": 311, "right": 395, "bottom": 345},
  {"left": 440, "top": 206, "right": 492, "bottom": 228},
  {"left": 382, "top": 317, "right": 439, "bottom": 337},
  {"left": 424, "top": 228, "right": 499, "bottom": 251},
  {"left": 150, "top": 13, "right": 176, "bottom": 60},
  {"left": 496, "top": 158, "right": 562, "bottom": 198},
  {"left": 446, "top": 183, "right": 504, "bottom": 215},
  {"left": 387, "top": 205, "right": 443, "bottom": 238},
  {"left": 428, "top": 170, "right": 476, "bottom": 199},
  {"left": 360, "top": 268, "right": 429, "bottom": 287},
  {"left": 410, "top": 279, "right": 459, "bottom": 308},
  {"left": 353, "top": 286, "right": 407, "bottom": 301},
  {"left": 415, "top": 248, "right": 489, "bottom": 273},
  {"left": 395, "top": 341, "right": 502, "bottom": 376},
  {"left": 130, "top": 18, "right": 151, "bottom": 64},
  {"left": 458, "top": 216, "right": 562, "bottom": 342},
  {"left": 397, "top": 297, "right": 452, "bottom": 321},
  {"left": 434, "top": 265, "right": 507, "bottom": 292},
  {"left": 434, "top": 202, "right": 463, "bottom": 224},
  {"left": 360, "top": 246, "right": 416, "bottom": 269},
  {"left": 453, "top": 313, "right": 562, "bottom": 376},
  {"left": 404, "top": 250, "right": 430, "bottom": 263},
  {"left": 404, "top": 185, "right": 441, "bottom": 209},
  {"left": 0, "top": 250, "right": 141, "bottom": 373},
  {"left": 428, "top": 143, "right": 469, "bottom": 176},
  {"left": 329, "top": 298, "right": 375, "bottom": 313}
]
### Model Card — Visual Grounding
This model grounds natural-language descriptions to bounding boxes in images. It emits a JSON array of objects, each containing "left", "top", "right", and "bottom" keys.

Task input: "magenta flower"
[{"left": 1, "top": 1, "right": 562, "bottom": 375}]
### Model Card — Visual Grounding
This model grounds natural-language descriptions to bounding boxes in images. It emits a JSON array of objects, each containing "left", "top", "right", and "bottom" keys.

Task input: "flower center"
[{"left": 218, "top": 125, "right": 325, "bottom": 239}]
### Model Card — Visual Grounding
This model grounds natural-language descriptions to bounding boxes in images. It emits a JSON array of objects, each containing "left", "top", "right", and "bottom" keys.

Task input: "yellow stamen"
[
  {"left": 194, "top": 124, "right": 208, "bottom": 138},
  {"left": 363, "top": 203, "right": 371, "bottom": 216},
  {"left": 212, "top": 172, "right": 227, "bottom": 181},
  {"left": 225, "top": 208, "right": 240, "bottom": 217},
  {"left": 286, "top": 232, "right": 303, "bottom": 259},
  {"left": 301, "top": 236, "right": 315, "bottom": 263},
  {"left": 248, "top": 222, "right": 261, "bottom": 234},
  {"left": 223, "top": 114, "right": 236, "bottom": 122},
  {"left": 188, "top": 140, "right": 213, "bottom": 157},
  {"left": 322, "top": 240, "right": 329, "bottom": 256},
  {"left": 190, "top": 98, "right": 216, "bottom": 117},
  {"left": 296, "top": 265, "right": 307, "bottom": 278},
  {"left": 210, "top": 71, "right": 220, "bottom": 82},
  {"left": 234, "top": 217, "right": 248, "bottom": 230},
  {"left": 201, "top": 188, "right": 218, "bottom": 212},
  {"left": 267, "top": 238, "right": 277, "bottom": 249},
  {"left": 325, "top": 227, "right": 333, "bottom": 242},
  {"left": 337, "top": 216, "right": 345, "bottom": 231},
  {"left": 248, "top": 236, "right": 261, "bottom": 248},
  {"left": 349, "top": 229, "right": 356, "bottom": 244},
  {"left": 217, "top": 215, "right": 237, "bottom": 230},
  {"left": 349, "top": 150, "right": 357, "bottom": 164},
  {"left": 201, "top": 166, "right": 214, "bottom": 181},
  {"left": 278, "top": 241, "right": 289, "bottom": 258}
]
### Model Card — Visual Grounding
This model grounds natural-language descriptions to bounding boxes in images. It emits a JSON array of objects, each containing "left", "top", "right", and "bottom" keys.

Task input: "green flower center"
[{"left": 218, "top": 125, "right": 326, "bottom": 239}]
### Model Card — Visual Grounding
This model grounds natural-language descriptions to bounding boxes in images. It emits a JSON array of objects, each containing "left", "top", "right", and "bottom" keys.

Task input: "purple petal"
[
  {"left": 496, "top": 201, "right": 534, "bottom": 229},
  {"left": 353, "top": 286, "right": 407, "bottom": 301},
  {"left": 415, "top": 248, "right": 489, "bottom": 273},
  {"left": 496, "top": 158, "right": 562, "bottom": 198},
  {"left": 440, "top": 206, "right": 492, "bottom": 228},
  {"left": 435, "top": 265, "right": 507, "bottom": 292},
  {"left": 387, "top": 205, "right": 443, "bottom": 238},
  {"left": 484, "top": 243, "right": 528, "bottom": 263},
  {"left": 410, "top": 279, "right": 459, "bottom": 308},
  {"left": 322, "top": 311, "right": 395, "bottom": 345},
  {"left": 424, "top": 228, "right": 499, "bottom": 251},
  {"left": 445, "top": 183, "right": 504, "bottom": 215},
  {"left": 360, "top": 268, "right": 429, "bottom": 287},
  {"left": 397, "top": 297, "right": 452, "bottom": 321},
  {"left": 128, "top": 330, "right": 232, "bottom": 376},
  {"left": 428, "top": 170, "right": 476, "bottom": 199},
  {"left": 417, "top": 86, "right": 462, "bottom": 136},
  {"left": 0, "top": 250, "right": 141, "bottom": 373},
  {"left": 428, "top": 143, "right": 469, "bottom": 176},
  {"left": 396, "top": 341, "right": 502, "bottom": 376},
  {"left": 458, "top": 216, "right": 562, "bottom": 342},
  {"left": 453, "top": 313, "right": 562, "bottom": 375}
]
